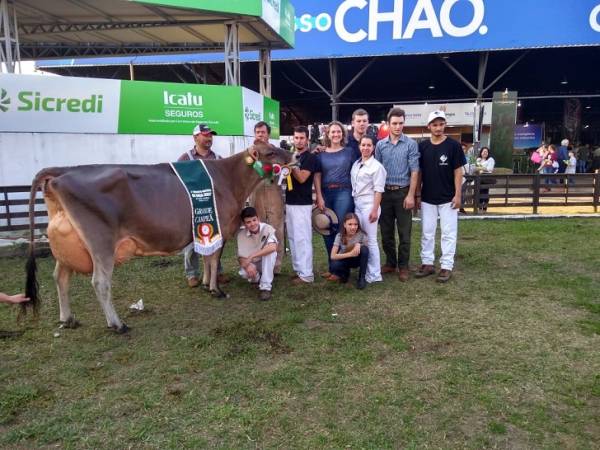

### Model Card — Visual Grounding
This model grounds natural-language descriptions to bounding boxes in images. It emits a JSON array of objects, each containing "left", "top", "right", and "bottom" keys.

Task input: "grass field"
[{"left": 1, "top": 219, "right": 599, "bottom": 449}]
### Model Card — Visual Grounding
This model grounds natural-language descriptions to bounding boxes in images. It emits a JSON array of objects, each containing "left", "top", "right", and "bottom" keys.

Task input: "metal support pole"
[
  {"left": 437, "top": 55, "right": 478, "bottom": 95},
  {"left": 0, "top": 0, "right": 20, "bottom": 73},
  {"left": 129, "top": 62, "right": 135, "bottom": 80},
  {"left": 473, "top": 52, "right": 489, "bottom": 154},
  {"left": 482, "top": 51, "right": 529, "bottom": 94},
  {"left": 259, "top": 48, "right": 272, "bottom": 97},
  {"left": 224, "top": 22, "right": 240, "bottom": 86},
  {"left": 329, "top": 59, "right": 338, "bottom": 121}
]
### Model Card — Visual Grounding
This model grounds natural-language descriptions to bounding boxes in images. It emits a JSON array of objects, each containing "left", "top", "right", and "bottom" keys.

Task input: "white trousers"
[
  {"left": 285, "top": 204, "right": 314, "bottom": 282},
  {"left": 354, "top": 196, "right": 382, "bottom": 283},
  {"left": 238, "top": 252, "right": 276, "bottom": 291},
  {"left": 420, "top": 201, "right": 458, "bottom": 271}
]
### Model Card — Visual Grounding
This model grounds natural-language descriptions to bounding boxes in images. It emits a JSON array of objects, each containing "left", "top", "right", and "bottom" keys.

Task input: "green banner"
[
  {"left": 489, "top": 91, "right": 518, "bottom": 170},
  {"left": 170, "top": 160, "right": 223, "bottom": 255},
  {"left": 118, "top": 80, "right": 243, "bottom": 135},
  {"left": 131, "top": 0, "right": 293, "bottom": 47},
  {"left": 1, "top": 73, "right": 279, "bottom": 137},
  {"left": 263, "top": 96, "right": 280, "bottom": 138},
  {"left": 279, "top": 0, "right": 295, "bottom": 46},
  {"left": 131, "top": 0, "right": 260, "bottom": 15}
]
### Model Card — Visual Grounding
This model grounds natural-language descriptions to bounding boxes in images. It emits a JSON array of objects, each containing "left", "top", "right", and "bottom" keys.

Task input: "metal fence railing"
[
  {"left": 2, "top": 174, "right": 599, "bottom": 232},
  {"left": 463, "top": 172, "right": 600, "bottom": 214}
]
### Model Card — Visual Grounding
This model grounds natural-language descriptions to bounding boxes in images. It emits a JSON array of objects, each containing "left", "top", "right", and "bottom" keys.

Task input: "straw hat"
[{"left": 311, "top": 207, "right": 338, "bottom": 236}]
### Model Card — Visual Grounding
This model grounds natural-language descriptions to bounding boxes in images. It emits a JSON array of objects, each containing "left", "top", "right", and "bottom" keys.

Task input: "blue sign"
[
  {"left": 514, "top": 124, "right": 544, "bottom": 149},
  {"left": 37, "top": 0, "right": 600, "bottom": 68},
  {"left": 279, "top": 0, "right": 600, "bottom": 59}
]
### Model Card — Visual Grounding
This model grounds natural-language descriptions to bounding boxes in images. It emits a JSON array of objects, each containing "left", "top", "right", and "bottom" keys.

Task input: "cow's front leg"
[
  {"left": 91, "top": 257, "right": 128, "bottom": 333},
  {"left": 54, "top": 261, "right": 80, "bottom": 328},
  {"left": 209, "top": 252, "right": 227, "bottom": 298},
  {"left": 201, "top": 255, "right": 210, "bottom": 291}
]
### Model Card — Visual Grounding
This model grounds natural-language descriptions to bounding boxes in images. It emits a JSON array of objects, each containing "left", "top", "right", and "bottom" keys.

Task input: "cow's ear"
[{"left": 249, "top": 145, "right": 259, "bottom": 160}]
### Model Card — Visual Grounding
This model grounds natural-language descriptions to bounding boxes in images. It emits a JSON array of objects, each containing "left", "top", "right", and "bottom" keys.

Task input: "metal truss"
[
  {"left": 1, "top": 0, "right": 21, "bottom": 73},
  {"left": 259, "top": 48, "right": 271, "bottom": 97},
  {"left": 224, "top": 22, "right": 240, "bottom": 86},
  {"left": 18, "top": 41, "right": 268, "bottom": 59},
  {"left": 18, "top": 19, "right": 234, "bottom": 35}
]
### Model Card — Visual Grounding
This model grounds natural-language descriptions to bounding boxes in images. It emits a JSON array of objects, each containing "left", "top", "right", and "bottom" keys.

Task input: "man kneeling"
[{"left": 237, "top": 207, "right": 277, "bottom": 301}]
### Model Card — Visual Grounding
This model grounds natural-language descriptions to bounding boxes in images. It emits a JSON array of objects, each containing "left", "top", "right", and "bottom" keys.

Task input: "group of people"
[
  {"left": 531, "top": 139, "right": 579, "bottom": 190},
  {"left": 178, "top": 106, "right": 466, "bottom": 300}
]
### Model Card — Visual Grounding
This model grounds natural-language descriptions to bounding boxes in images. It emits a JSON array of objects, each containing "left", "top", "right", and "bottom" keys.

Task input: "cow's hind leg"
[
  {"left": 54, "top": 261, "right": 80, "bottom": 328},
  {"left": 91, "top": 258, "right": 128, "bottom": 333}
]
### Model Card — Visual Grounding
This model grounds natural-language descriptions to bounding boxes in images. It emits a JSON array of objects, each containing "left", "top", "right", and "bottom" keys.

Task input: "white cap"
[{"left": 427, "top": 110, "right": 446, "bottom": 124}]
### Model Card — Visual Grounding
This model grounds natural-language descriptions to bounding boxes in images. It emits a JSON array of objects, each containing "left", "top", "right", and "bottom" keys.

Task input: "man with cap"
[
  {"left": 178, "top": 123, "right": 227, "bottom": 287},
  {"left": 250, "top": 121, "right": 285, "bottom": 275},
  {"left": 415, "top": 110, "right": 466, "bottom": 283},
  {"left": 374, "top": 107, "right": 420, "bottom": 282}
]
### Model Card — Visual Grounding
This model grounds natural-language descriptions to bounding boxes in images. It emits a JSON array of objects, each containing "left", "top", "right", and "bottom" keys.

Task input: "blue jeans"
[
  {"left": 322, "top": 188, "right": 354, "bottom": 271},
  {"left": 183, "top": 243, "right": 222, "bottom": 278},
  {"left": 543, "top": 167, "right": 556, "bottom": 186},
  {"left": 577, "top": 160, "right": 587, "bottom": 173},
  {"left": 330, "top": 245, "right": 369, "bottom": 282}
]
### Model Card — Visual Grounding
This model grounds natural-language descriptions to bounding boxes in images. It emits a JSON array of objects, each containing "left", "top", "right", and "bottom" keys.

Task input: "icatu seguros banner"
[{"left": 0, "top": 74, "right": 280, "bottom": 138}]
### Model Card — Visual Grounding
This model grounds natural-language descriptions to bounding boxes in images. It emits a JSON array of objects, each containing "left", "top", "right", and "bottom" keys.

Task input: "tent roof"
[{"left": 15, "top": 0, "right": 293, "bottom": 59}]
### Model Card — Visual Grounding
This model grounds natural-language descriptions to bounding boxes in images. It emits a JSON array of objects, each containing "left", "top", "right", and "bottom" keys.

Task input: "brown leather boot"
[
  {"left": 436, "top": 269, "right": 452, "bottom": 283},
  {"left": 398, "top": 268, "right": 410, "bottom": 282},
  {"left": 415, "top": 265, "right": 435, "bottom": 278}
]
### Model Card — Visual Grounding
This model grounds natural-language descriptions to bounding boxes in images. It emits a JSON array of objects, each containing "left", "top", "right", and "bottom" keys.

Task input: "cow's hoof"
[
  {"left": 116, "top": 324, "right": 130, "bottom": 334},
  {"left": 60, "top": 317, "right": 81, "bottom": 329},
  {"left": 201, "top": 284, "right": 210, "bottom": 291},
  {"left": 109, "top": 324, "right": 130, "bottom": 334},
  {"left": 210, "top": 289, "right": 228, "bottom": 299}
]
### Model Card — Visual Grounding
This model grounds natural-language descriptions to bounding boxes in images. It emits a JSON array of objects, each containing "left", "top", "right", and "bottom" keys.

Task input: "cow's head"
[{"left": 247, "top": 141, "right": 293, "bottom": 167}]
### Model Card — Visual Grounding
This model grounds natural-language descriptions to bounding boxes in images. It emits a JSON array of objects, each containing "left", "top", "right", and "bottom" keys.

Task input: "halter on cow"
[{"left": 23, "top": 142, "right": 292, "bottom": 333}]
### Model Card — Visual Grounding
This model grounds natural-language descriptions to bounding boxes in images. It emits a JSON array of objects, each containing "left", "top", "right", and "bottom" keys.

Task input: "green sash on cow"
[{"left": 170, "top": 160, "right": 223, "bottom": 256}]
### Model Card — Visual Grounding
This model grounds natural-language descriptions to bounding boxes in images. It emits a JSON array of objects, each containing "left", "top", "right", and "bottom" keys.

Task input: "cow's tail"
[{"left": 23, "top": 168, "right": 65, "bottom": 318}]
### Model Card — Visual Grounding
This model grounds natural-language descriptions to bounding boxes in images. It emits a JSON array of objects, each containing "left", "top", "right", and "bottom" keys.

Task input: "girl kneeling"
[{"left": 329, "top": 213, "right": 370, "bottom": 289}]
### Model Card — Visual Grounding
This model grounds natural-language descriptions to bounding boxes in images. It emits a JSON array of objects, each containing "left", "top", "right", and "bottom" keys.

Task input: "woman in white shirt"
[
  {"left": 476, "top": 146, "right": 495, "bottom": 212},
  {"left": 350, "top": 135, "right": 387, "bottom": 283}
]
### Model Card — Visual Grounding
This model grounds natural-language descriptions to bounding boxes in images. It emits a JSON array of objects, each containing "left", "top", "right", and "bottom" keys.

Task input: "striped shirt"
[{"left": 374, "top": 134, "right": 420, "bottom": 187}]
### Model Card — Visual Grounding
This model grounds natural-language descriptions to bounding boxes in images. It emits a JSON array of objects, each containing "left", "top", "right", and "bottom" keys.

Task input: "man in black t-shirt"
[
  {"left": 415, "top": 111, "right": 466, "bottom": 283},
  {"left": 285, "top": 125, "right": 317, "bottom": 284}
]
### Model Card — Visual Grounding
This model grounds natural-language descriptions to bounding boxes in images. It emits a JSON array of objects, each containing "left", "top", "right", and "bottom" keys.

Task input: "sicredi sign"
[
  {"left": 0, "top": 74, "right": 280, "bottom": 137},
  {"left": 0, "top": 74, "right": 120, "bottom": 133}
]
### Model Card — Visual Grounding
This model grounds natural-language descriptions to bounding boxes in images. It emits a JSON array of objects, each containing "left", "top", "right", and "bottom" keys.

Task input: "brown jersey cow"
[{"left": 24, "top": 142, "right": 291, "bottom": 333}]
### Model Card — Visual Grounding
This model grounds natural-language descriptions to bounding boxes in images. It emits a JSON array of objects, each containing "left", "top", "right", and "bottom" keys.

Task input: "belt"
[
  {"left": 384, "top": 184, "right": 409, "bottom": 191},
  {"left": 324, "top": 183, "right": 350, "bottom": 190}
]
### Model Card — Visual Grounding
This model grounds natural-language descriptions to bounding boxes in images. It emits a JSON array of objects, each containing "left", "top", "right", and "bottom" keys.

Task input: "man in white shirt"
[{"left": 237, "top": 207, "right": 278, "bottom": 301}]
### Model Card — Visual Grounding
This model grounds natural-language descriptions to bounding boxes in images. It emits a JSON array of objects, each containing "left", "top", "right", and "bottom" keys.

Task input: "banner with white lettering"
[
  {"left": 241, "top": 87, "right": 265, "bottom": 137},
  {"left": 37, "top": 0, "right": 600, "bottom": 68},
  {"left": 0, "top": 74, "right": 280, "bottom": 137},
  {"left": 395, "top": 102, "right": 492, "bottom": 127}
]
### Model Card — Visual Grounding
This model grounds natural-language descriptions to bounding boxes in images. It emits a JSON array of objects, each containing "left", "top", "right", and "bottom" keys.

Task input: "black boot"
[
  {"left": 356, "top": 245, "right": 369, "bottom": 289},
  {"left": 356, "top": 274, "right": 367, "bottom": 290}
]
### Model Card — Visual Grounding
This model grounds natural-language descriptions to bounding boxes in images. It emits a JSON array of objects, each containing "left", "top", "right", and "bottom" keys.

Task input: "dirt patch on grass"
[{"left": 211, "top": 320, "right": 292, "bottom": 356}]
